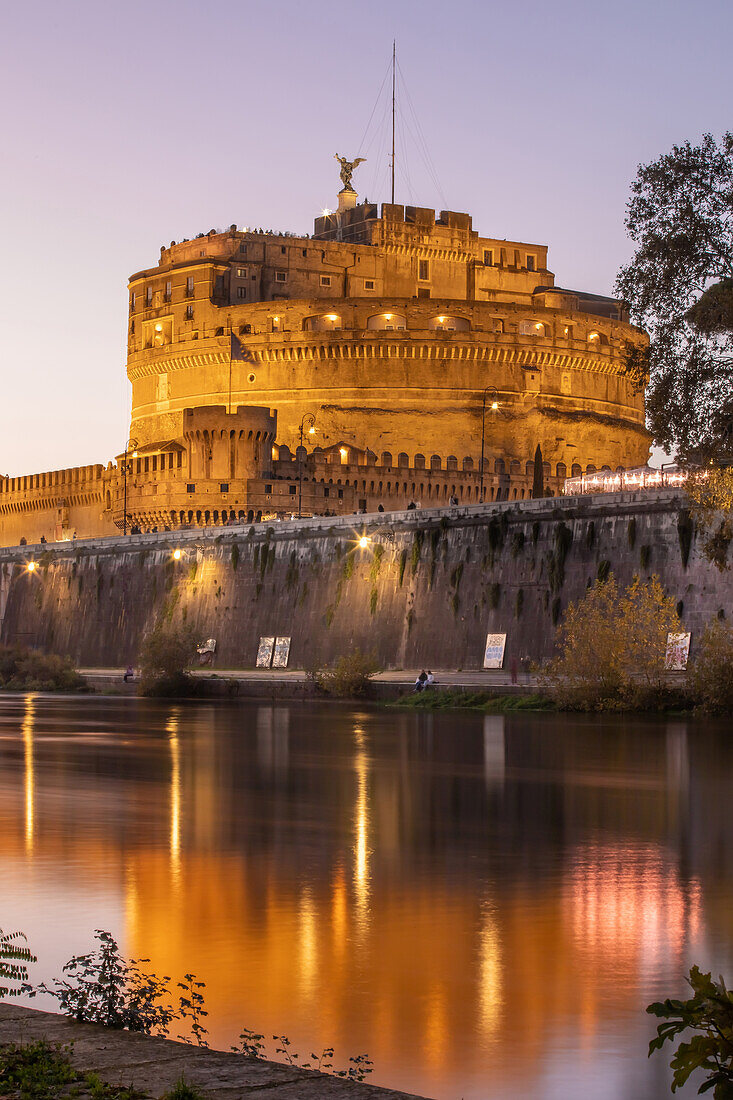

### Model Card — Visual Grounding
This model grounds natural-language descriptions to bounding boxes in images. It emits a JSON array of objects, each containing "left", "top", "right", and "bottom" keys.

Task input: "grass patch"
[{"left": 392, "top": 689, "right": 555, "bottom": 712}]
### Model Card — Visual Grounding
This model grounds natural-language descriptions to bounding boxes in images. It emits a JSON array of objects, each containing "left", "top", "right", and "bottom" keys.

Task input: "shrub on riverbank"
[
  {"left": 0, "top": 645, "right": 86, "bottom": 692},
  {"left": 648, "top": 965, "right": 733, "bottom": 1095},
  {"left": 540, "top": 574, "right": 680, "bottom": 711},
  {"left": 139, "top": 624, "right": 197, "bottom": 697},
  {"left": 688, "top": 619, "right": 733, "bottom": 713},
  {"left": 313, "top": 649, "right": 380, "bottom": 697}
]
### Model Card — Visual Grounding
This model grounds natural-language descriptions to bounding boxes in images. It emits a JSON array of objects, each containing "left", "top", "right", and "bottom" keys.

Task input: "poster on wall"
[
  {"left": 483, "top": 633, "right": 507, "bottom": 669},
  {"left": 256, "top": 636, "right": 275, "bottom": 668},
  {"left": 665, "top": 632, "right": 691, "bottom": 671},
  {"left": 272, "top": 637, "right": 291, "bottom": 668}
]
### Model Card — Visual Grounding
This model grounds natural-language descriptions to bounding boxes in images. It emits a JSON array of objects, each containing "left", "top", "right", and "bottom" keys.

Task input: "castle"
[{"left": 0, "top": 185, "right": 649, "bottom": 547}]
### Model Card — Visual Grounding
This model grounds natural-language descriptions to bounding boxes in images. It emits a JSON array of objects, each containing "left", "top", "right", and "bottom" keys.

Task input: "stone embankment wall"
[{"left": 0, "top": 492, "right": 727, "bottom": 669}]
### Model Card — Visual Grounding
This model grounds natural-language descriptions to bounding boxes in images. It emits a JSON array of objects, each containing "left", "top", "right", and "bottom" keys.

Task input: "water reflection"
[{"left": 0, "top": 697, "right": 732, "bottom": 1100}]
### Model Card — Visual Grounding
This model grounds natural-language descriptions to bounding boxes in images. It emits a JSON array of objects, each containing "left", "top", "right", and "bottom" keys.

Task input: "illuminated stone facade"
[{"left": 0, "top": 200, "right": 649, "bottom": 546}]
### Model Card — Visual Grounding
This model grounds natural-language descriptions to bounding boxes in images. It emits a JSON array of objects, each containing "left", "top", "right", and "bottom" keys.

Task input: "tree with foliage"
[
  {"left": 541, "top": 573, "right": 680, "bottom": 709},
  {"left": 139, "top": 622, "right": 196, "bottom": 696},
  {"left": 0, "top": 927, "right": 36, "bottom": 997},
  {"left": 313, "top": 648, "right": 380, "bottom": 697},
  {"left": 648, "top": 965, "right": 733, "bottom": 1097},
  {"left": 689, "top": 619, "right": 733, "bottom": 713},
  {"left": 532, "top": 444, "right": 544, "bottom": 499},
  {"left": 615, "top": 133, "right": 733, "bottom": 464}
]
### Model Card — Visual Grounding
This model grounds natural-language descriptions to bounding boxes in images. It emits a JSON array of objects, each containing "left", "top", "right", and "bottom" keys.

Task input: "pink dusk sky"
[{"left": 1, "top": 0, "right": 732, "bottom": 477}]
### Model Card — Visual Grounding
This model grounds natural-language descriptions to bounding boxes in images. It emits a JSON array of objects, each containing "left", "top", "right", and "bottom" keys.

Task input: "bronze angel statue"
[{"left": 334, "top": 154, "right": 366, "bottom": 191}]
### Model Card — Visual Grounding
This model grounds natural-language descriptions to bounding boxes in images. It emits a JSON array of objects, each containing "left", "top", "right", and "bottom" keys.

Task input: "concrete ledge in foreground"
[{"left": 0, "top": 1004, "right": 431, "bottom": 1099}]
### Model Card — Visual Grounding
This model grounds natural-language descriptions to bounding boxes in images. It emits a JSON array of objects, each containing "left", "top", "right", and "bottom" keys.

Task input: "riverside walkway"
[{"left": 0, "top": 1004, "right": 429, "bottom": 1099}]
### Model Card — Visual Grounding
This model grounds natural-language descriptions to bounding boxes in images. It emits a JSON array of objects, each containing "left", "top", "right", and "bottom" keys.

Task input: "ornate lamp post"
[
  {"left": 297, "top": 414, "right": 316, "bottom": 519},
  {"left": 479, "top": 388, "right": 499, "bottom": 503},
  {"left": 122, "top": 437, "right": 138, "bottom": 535}
]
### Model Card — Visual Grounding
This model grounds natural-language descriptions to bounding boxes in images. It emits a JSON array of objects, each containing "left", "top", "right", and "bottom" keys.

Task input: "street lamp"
[
  {"left": 297, "top": 414, "right": 316, "bottom": 519},
  {"left": 479, "top": 388, "right": 499, "bottom": 503},
  {"left": 122, "top": 436, "right": 138, "bottom": 535}
]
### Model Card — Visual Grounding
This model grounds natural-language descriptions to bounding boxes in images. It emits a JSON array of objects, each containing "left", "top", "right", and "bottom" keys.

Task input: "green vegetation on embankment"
[
  {"left": 0, "top": 645, "right": 88, "bottom": 693},
  {"left": 392, "top": 690, "right": 555, "bottom": 712}
]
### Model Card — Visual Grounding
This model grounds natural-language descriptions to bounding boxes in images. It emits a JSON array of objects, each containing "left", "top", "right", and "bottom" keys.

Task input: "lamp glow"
[
  {"left": 308, "top": 425, "right": 316, "bottom": 435},
  {"left": 340, "top": 447, "right": 348, "bottom": 457},
  {"left": 27, "top": 561, "right": 36, "bottom": 573},
  {"left": 490, "top": 401, "right": 499, "bottom": 411},
  {"left": 358, "top": 536, "right": 369, "bottom": 549},
  {"left": 173, "top": 549, "right": 182, "bottom": 561}
]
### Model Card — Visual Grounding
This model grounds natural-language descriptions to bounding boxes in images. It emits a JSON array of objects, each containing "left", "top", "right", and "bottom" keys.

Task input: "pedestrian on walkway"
[{"left": 520, "top": 655, "right": 531, "bottom": 684}]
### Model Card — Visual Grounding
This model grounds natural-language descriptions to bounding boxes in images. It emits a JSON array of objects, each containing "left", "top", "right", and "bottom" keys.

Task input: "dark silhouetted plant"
[{"left": 1, "top": 927, "right": 36, "bottom": 997}]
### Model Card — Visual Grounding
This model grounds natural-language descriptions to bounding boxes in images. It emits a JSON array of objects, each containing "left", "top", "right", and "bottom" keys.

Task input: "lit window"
[
  {"left": 564, "top": 325, "right": 574, "bottom": 338},
  {"left": 588, "top": 331, "right": 600, "bottom": 343},
  {"left": 483, "top": 249, "right": 493, "bottom": 266},
  {"left": 320, "top": 275, "right": 332, "bottom": 287},
  {"left": 275, "top": 271, "right": 287, "bottom": 283},
  {"left": 237, "top": 268, "right": 247, "bottom": 278},
  {"left": 526, "top": 254, "right": 536, "bottom": 272},
  {"left": 186, "top": 276, "right": 194, "bottom": 297},
  {"left": 418, "top": 259, "right": 429, "bottom": 281},
  {"left": 237, "top": 287, "right": 247, "bottom": 299},
  {"left": 364, "top": 279, "right": 375, "bottom": 290},
  {"left": 145, "top": 287, "right": 152, "bottom": 306}
]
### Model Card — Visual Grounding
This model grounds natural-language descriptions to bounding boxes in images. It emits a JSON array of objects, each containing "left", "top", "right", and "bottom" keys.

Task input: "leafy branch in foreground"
[
  {"left": 648, "top": 965, "right": 733, "bottom": 1095},
  {"left": 0, "top": 927, "right": 36, "bottom": 998}
]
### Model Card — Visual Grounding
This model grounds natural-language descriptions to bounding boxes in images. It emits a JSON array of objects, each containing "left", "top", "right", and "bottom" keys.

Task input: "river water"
[{"left": 1, "top": 694, "right": 731, "bottom": 1099}]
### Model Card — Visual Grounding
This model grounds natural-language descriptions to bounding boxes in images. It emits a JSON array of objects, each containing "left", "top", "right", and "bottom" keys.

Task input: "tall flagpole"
[{"left": 391, "top": 40, "right": 396, "bottom": 204}]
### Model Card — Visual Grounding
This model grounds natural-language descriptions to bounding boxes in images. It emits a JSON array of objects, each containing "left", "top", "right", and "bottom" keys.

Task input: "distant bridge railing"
[{"left": 563, "top": 466, "right": 696, "bottom": 496}]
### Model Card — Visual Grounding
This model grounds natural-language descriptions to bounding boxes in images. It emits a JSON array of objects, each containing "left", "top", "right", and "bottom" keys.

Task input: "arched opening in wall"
[
  {"left": 239, "top": 324, "right": 252, "bottom": 335},
  {"left": 519, "top": 319, "right": 548, "bottom": 336},
  {"left": 588, "top": 331, "right": 609, "bottom": 346},
  {"left": 447, "top": 455, "right": 458, "bottom": 471},
  {"left": 462, "top": 457, "right": 474, "bottom": 471},
  {"left": 195, "top": 510, "right": 202, "bottom": 524},
  {"left": 557, "top": 463, "right": 567, "bottom": 479},
  {"left": 586, "top": 465, "right": 597, "bottom": 474},
  {"left": 247, "top": 510, "right": 254, "bottom": 522},
  {"left": 381, "top": 451, "right": 392, "bottom": 467},
  {"left": 367, "top": 312, "right": 407, "bottom": 331},
  {"left": 430, "top": 454, "right": 441, "bottom": 470},
  {"left": 187, "top": 511, "right": 193, "bottom": 524},
  {"left": 510, "top": 460, "right": 521, "bottom": 475},
  {"left": 105, "top": 490, "right": 112, "bottom": 510},
  {"left": 304, "top": 313, "right": 342, "bottom": 332},
  {"left": 616, "top": 466, "right": 625, "bottom": 474},
  {"left": 398, "top": 452, "right": 408, "bottom": 467},
  {"left": 414, "top": 454, "right": 425, "bottom": 470},
  {"left": 572, "top": 464, "right": 582, "bottom": 477},
  {"left": 213, "top": 510, "right": 219, "bottom": 524},
  {"left": 204, "top": 510, "right": 211, "bottom": 525},
  {"left": 429, "top": 314, "right": 470, "bottom": 332},
  {"left": 601, "top": 465, "right": 612, "bottom": 473},
  {"left": 495, "top": 459, "right": 505, "bottom": 474}
]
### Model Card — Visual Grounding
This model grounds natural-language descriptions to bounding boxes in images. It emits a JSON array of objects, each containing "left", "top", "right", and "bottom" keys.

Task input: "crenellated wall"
[
  {"left": 0, "top": 493, "right": 724, "bottom": 671},
  {"left": 0, "top": 464, "right": 117, "bottom": 547}
]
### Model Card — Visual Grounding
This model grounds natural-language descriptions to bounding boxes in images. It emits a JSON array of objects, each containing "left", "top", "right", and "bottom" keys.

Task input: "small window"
[
  {"left": 145, "top": 287, "right": 152, "bottom": 306},
  {"left": 526, "top": 254, "right": 536, "bottom": 272},
  {"left": 186, "top": 276, "right": 194, "bottom": 297},
  {"left": 417, "top": 287, "right": 430, "bottom": 298},
  {"left": 338, "top": 488, "right": 344, "bottom": 499},
  {"left": 240, "top": 323, "right": 251, "bottom": 335},
  {"left": 237, "top": 287, "right": 247, "bottom": 299},
  {"left": 364, "top": 279, "right": 375, "bottom": 290},
  {"left": 302, "top": 248, "right": 307, "bottom": 257},
  {"left": 324, "top": 487, "right": 330, "bottom": 498},
  {"left": 281, "top": 246, "right": 286, "bottom": 254},
  {"left": 418, "top": 259, "right": 429, "bottom": 281},
  {"left": 186, "top": 483, "right": 195, "bottom": 493},
  {"left": 220, "top": 482, "right": 229, "bottom": 492},
  {"left": 164, "top": 280, "right": 172, "bottom": 302},
  {"left": 185, "top": 304, "right": 194, "bottom": 320},
  {"left": 215, "top": 326, "right": 224, "bottom": 336},
  {"left": 483, "top": 249, "right": 493, "bottom": 266},
  {"left": 130, "top": 293, "right": 136, "bottom": 313},
  {"left": 275, "top": 271, "right": 287, "bottom": 283},
  {"left": 129, "top": 320, "right": 135, "bottom": 335},
  {"left": 239, "top": 243, "right": 247, "bottom": 255},
  {"left": 214, "top": 275, "right": 225, "bottom": 296},
  {"left": 289, "top": 485, "right": 297, "bottom": 495},
  {"left": 564, "top": 324, "right": 574, "bottom": 339},
  {"left": 320, "top": 274, "right": 332, "bottom": 287},
  {"left": 237, "top": 268, "right": 247, "bottom": 278},
  {"left": 265, "top": 483, "right": 272, "bottom": 493}
]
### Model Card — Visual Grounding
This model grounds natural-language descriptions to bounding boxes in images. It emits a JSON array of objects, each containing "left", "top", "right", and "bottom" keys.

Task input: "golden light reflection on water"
[
  {"left": 21, "top": 694, "right": 35, "bottom": 852},
  {"left": 3, "top": 700, "right": 731, "bottom": 1100}
]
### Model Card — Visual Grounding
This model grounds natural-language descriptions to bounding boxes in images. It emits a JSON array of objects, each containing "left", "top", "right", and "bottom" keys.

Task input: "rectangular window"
[
  {"left": 186, "top": 276, "right": 194, "bottom": 297},
  {"left": 526, "top": 254, "right": 536, "bottom": 272},
  {"left": 237, "top": 267, "right": 247, "bottom": 278},
  {"left": 324, "top": 487, "right": 330, "bottom": 498},
  {"left": 337, "top": 488, "right": 344, "bottom": 499},
  {"left": 364, "top": 279, "right": 375, "bottom": 290},
  {"left": 164, "top": 280, "right": 172, "bottom": 302},
  {"left": 186, "top": 483, "right": 195, "bottom": 493},
  {"left": 483, "top": 249, "right": 493, "bottom": 266},
  {"left": 418, "top": 259, "right": 429, "bottom": 281},
  {"left": 417, "top": 287, "right": 431, "bottom": 298},
  {"left": 275, "top": 271, "right": 287, "bottom": 283},
  {"left": 145, "top": 286, "right": 152, "bottom": 306},
  {"left": 239, "top": 243, "right": 247, "bottom": 254},
  {"left": 281, "top": 246, "right": 286, "bottom": 254},
  {"left": 265, "top": 483, "right": 272, "bottom": 493},
  {"left": 320, "top": 274, "right": 332, "bottom": 287},
  {"left": 220, "top": 483, "right": 229, "bottom": 493},
  {"left": 185, "top": 304, "right": 194, "bottom": 320},
  {"left": 289, "top": 484, "right": 297, "bottom": 495},
  {"left": 214, "top": 275, "right": 225, "bottom": 296},
  {"left": 130, "top": 293, "right": 136, "bottom": 313},
  {"left": 237, "top": 287, "right": 247, "bottom": 299}
]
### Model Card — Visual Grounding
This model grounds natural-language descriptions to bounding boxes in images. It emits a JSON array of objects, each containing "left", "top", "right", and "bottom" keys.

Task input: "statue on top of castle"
[{"left": 334, "top": 154, "right": 366, "bottom": 192}]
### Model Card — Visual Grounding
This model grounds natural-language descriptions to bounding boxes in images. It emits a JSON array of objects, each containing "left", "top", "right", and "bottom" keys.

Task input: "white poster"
[
  {"left": 256, "top": 636, "right": 275, "bottom": 668},
  {"left": 483, "top": 633, "right": 507, "bottom": 669},
  {"left": 272, "top": 636, "right": 291, "bottom": 668},
  {"left": 665, "top": 632, "right": 691, "bottom": 671}
]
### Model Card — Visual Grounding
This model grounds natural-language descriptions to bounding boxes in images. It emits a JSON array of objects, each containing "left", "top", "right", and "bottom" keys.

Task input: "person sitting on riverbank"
[
  {"left": 425, "top": 670, "right": 436, "bottom": 688},
  {"left": 123, "top": 665, "right": 134, "bottom": 683},
  {"left": 413, "top": 670, "right": 428, "bottom": 692}
]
